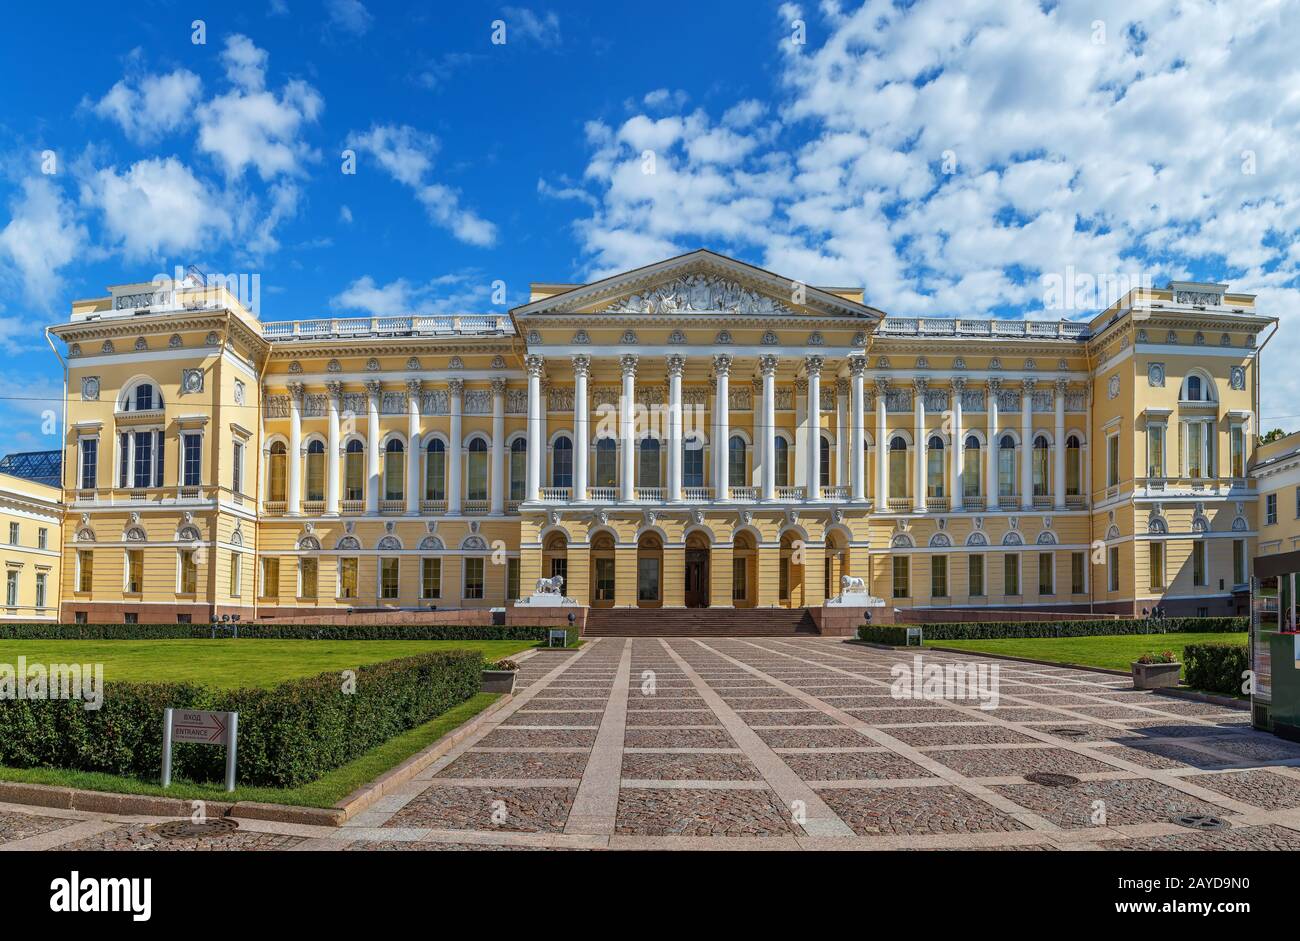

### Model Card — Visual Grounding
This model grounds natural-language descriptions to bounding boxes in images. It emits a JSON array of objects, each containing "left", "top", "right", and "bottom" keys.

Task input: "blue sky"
[{"left": 0, "top": 0, "right": 1298, "bottom": 457}]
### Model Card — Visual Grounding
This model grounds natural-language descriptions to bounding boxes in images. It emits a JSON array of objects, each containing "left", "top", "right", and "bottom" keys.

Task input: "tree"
[{"left": 1261, "top": 428, "right": 1289, "bottom": 443}]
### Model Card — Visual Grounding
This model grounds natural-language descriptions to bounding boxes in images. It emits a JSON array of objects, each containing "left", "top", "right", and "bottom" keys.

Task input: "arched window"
[
  {"left": 552, "top": 436, "right": 573, "bottom": 489},
  {"left": 998, "top": 434, "right": 1016, "bottom": 497},
  {"left": 964, "top": 435, "right": 981, "bottom": 498},
  {"left": 268, "top": 441, "right": 287, "bottom": 502},
  {"left": 509, "top": 438, "right": 527, "bottom": 500},
  {"left": 466, "top": 438, "right": 489, "bottom": 501},
  {"left": 728, "top": 435, "right": 747, "bottom": 489},
  {"left": 305, "top": 439, "right": 325, "bottom": 501},
  {"left": 344, "top": 439, "right": 365, "bottom": 501},
  {"left": 889, "top": 436, "right": 908, "bottom": 499},
  {"left": 819, "top": 436, "right": 831, "bottom": 488},
  {"left": 425, "top": 438, "right": 446, "bottom": 501},
  {"left": 1187, "top": 375, "right": 1201, "bottom": 400},
  {"left": 122, "top": 380, "right": 161, "bottom": 412},
  {"left": 1032, "top": 435, "right": 1050, "bottom": 497},
  {"left": 384, "top": 439, "right": 404, "bottom": 502},
  {"left": 1181, "top": 371, "right": 1217, "bottom": 403},
  {"left": 1066, "top": 435, "right": 1081, "bottom": 496},
  {"left": 774, "top": 437, "right": 789, "bottom": 488},
  {"left": 639, "top": 437, "right": 661, "bottom": 489},
  {"left": 926, "top": 435, "right": 944, "bottom": 499},
  {"left": 594, "top": 437, "right": 617, "bottom": 489},
  {"left": 682, "top": 436, "right": 704, "bottom": 488}
]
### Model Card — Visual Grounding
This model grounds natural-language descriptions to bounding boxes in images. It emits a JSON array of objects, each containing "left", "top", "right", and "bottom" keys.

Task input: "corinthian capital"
[
  {"left": 848, "top": 355, "right": 868, "bottom": 377},
  {"left": 325, "top": 380, "right": 342, "bottom": 400},
  {"left": 525, "top": 354, "right": 545, "bottom": 378},
  {"left": 712, "top": 353, "right": 732, "bottom": 377},
  {"left": 758, "top": 354, "right": 779, "bottom": 376},
  {"left": 287, "top": 381, "right": 304, "bottom": 402},
  {"left": 665, "top": 354, "right": 686, "bottom": 377},
  {"left": 874, "top": 378, "right": 889, "bottom": 395},
  {"left": 448, "top": 378, "right": 464, "bottom": 397},
  {"left": 571, "top": 354, "right": 591, "bottom": 378},
  {"left": 987, "top": 377, "right": 1002, "bottom": 394},
  {"left": 490, "top": 377, "right": 508, "bottom": 396},
  {"left": 406, "top": 378, "right": 423, "bottom": 396},
  {"left": 804, "top": 354, "right": 824, "bottom": 376},
  {"left": 619, "top": 354, "right": 639, "bottom": 377}
]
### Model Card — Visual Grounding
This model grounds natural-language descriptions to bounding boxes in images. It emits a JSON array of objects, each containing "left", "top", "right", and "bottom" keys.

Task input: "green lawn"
[
  {"left": 0, "top": 693, "right": 501, "bottom": 808},
  {"left": 925, "top": 632, "right": 1247, "bottom": 678},
  {"left": 0, "top": 639, "right": 534, "bottom": 689}
]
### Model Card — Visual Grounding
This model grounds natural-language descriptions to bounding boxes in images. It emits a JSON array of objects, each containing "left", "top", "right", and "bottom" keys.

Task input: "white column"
[
  {"left": 406, "top": 379, "right": 421, "bottom": 515},
  {"left": 667, "top": 354, "right": 684, "bottom": 502},
  {"left": 875, "top": 378, "right": 888, "bottom": 504},
  {"left": 836, "top": 377, "right": 849, "bottom": 487},
  {"left": 794, "top": 377, "right": 808, "bottom": 490},
  {"left": 760, "top": 354, "right": 778, "bottom": 501},
  {"left": 365, "top": 380, "right": 380, "bottom": 513},
  {"left": 287, "top": 381, "right": 303, "bottom": 515},
  {"left": 490, "top": 378, "right": 506, "bottom": 514},
  {"left": 570, "top": 359, "right": 588, "bottom": 502},
  {"left": 1021, "top": 378, "right": 1033, "bottom": 510},
  {"left": 986, "top": 379, "right": 999, "bottom": 510},
  {"left": 914, "top": 378, "right": 927, "bottom": 512},
  {"left": 538, "top": 380, "right": 549, "bottom": 489},
  {"left": 849, "top": 357, "right": 866, "bottom": 502},
  {"left": 1054, "top": 378, "right": 1067, "bottom": 510},
  {"left": 448, "top": 379, "right": 463, "bottom": 514},
  {"left": 751, "top": 378, "right": 763, "bottom": 489},
  {"left": 713, "top": 355, "right": 731, "bottom": 498},
  {"left": 525, "top": 355, "right": 543, "bottom": 502},
  {"left": 620, "top": 355, "right": 637, "bottom": 501},
  {"left": 325, "top": 381, "right": 341, "bottom": 516},
  {"left": 951, "top": 377, "right": 965, "bottom": 511},
  {"left": 806, "top": 356, "right": 822, "bottom": 500}
]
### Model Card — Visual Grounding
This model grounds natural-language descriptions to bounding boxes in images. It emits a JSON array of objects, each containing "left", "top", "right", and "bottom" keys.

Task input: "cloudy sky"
[{"left": 0, "top": 0, "right": 1296, "bottom": 457}]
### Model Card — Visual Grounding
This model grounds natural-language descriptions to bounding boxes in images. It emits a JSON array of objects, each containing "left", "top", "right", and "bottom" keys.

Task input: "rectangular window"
[
  {"left": 1231, "top": 426, "right": 1245, "bottom": 478},
  {"left": 927, "top": 446, "right": 945, "bottom": 499},
  {"left": 118, "top": 432, "right": 129, "bottom": 487},
  {"left": 464, "top": 557, "right": 485, "bottom": 600},
  {"left": 182, "top": 433, "right": 202, "bottom": 486},
  {"left": 1149, "top": 542, "right": 1164, "bottom": 589},
  {"left": 262, "top": 557, "right": 280, "bottom": 598},
  {"left": 123, "top": 612, "right": 138, "bottom": 625},
  {"left": 1108, "top": 546, "right": 1120, "bottom": 592},
  {"left": 998, "top": 446, "right": 1015, "bottom": 497},
  {"left": 78, "top": 550, "right": 93, "bottom": 592},
  {"left": 1071, "top": 551, "right": 1085, "bottom": 594},
  {"left": 133, "top": 431, "right": 153, "bottom": 488},
  {"left": 1107, "top": 434, "right": 1120, "bottom": 487},
  {"left": 340, "top": 557, "right": 359, "bottom": 599},
  {"left": 1192, "top": 541, "right": 1206, "bottom": 587},
  {"left": 179, "top": 549, "right": 197, "bottom": 594},
  {"left": 595, "top": 557, "right": 615, "bottom": 602},
  {"left": 300, "top": 557, "right": 318, "bottom": 599},
  {"left": 1233, "top": 539, "right": 1246, "bottom": 586},
  {"left": 35, "top": 572, "right": 46, "bottom": 609},
  {"left": 1003, "top": 553, "right": 1020, "bottom": 596},
  {"left": 380, "top": 557, "right": 400, "bottom": 599},
  {"left": 126, "top": 549, "right": 143, "bottom": 593},
  {"left": 80, "top": 438, "right": 98, "bottom": 489},
  {"left": 1038, "top": 552, "right": 1054, "bottom": 596},
  {"left": 892, "top": 556, "right": 910, "bottom": 598},
  {"left": 1147, "top": 424, "right": 1165, "bottom": 478},
  {"left": 1296, "top": 486, "right": 1300, "bottom": 520},
  {"left": 1187, "top": 421, "right": 1204, "bottom": 478},
  {"left": 7, "top": 522, "right": 16, "bottom": 545},
  {"left": 229, "top": 551, "right": 241, "bottom": 597},
  {"left": 637, "top": 557, "right": 660, "bottom": 602},
  {"left": 732, "top": 557, "right": 747, "bottom": 601},
  {"left": 683, "top": 442, "right": 704, "bottom": 488},
  {"left": 593, "top": 441, "right": 616, "bottom": 490},
  {"left": 421, "top": 557, "right": 441, "bottom": 599},
  {"left": 931, "top": 555, "right": 948, "bottom": 598},
  {"left": 1268, "top": 493, "right": 1279, "bottom": 525},
  {"left": 968, "top": 554, "right": 984, "bottom": 597},
  {"left": 37, "top": 528, "right": 47, "bottom": 550},
  {"left": 467, "top": 447, "right": 489, "bottom": 501},
  {"left": 5, "top": 571, "right": 16, "bottom": 607},
  {"left": 232, "top": 440, "right": 244, "bottom": 494},
  {"left": 507, "top": 558, "right": 520, "bottom": 601}
]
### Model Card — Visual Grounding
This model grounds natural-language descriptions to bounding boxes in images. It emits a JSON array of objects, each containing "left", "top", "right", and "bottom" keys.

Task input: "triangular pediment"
[{"left": 512, "top": 249, "right": 883, "bottom": 321}]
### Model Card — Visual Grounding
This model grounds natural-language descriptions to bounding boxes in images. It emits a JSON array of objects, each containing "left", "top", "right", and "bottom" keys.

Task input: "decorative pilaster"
[
  {"left": 805, "top": 355, "right": 823, "bottom": 500},
  {"left": 364, "top": 379, "right": 381, "bottom": 514},
  {"left": 490, "top": 378, "right": 506, "bottom": 514},
  {"left": 406, "top": 378, "right": 422, "bottom": 515},
  {"left": 951, "top": 377, "right": 965, "bottom": 511},
  {"left": 448, "top": 378, "right": 464, "bottom": 514},
  {"left": 875, "top": 377, "right": 888, "bottom": 504},
  {"left": 849, "top": 357, "right": 866, "bottom": 502},
  {"left": 713, "top": 354, "right": 731, "bottom": 498},
  {"left": 914, "top": 378, "right": 927, "bottom": 512},
  {"left": 287, "top": 381, "right": 303, "bottom": 516},
  {"left": 667, "top": 354, "right": 685, "bottom": 502},
  {"left": 1054, "top": 378, "right": 1067, "bottom": 510},
  {"left": 325, "top": 381, "right": 342, "bottom": 516},
  {"left": 759, "top": 355, "right": 779, "bottom": 501},
  {"left": 985, "top": 379, "right": 1000, "bottom": 510},
  {"left": 1021, "top": 378, "right": 1034, "bottom": 510},
  {"left": 836, "top": 377, "right": 849, "bottom": 488},
  {"left": 525, "top": 355, "right": 544, "bottom": 503}
]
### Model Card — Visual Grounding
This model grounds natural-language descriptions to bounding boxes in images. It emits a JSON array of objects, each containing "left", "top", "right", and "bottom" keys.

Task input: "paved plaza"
[{"left": 4, "top": 637, "right": 1300, "bottom": 851}]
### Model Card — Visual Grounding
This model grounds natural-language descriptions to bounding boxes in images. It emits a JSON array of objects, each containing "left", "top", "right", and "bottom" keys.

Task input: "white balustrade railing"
[{"left": 263, "top": 314, "right": 511, "bottom": 340}]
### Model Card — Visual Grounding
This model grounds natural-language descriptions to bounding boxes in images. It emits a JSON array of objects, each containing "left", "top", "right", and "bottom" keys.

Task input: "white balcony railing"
[
  {"left": 777, "top": 486, "right": 805, "bottom": 501},
  {"left": 729, "top": 486, "right": 757, "bottom": 501},
  {"left": 822, "top": 485, "right": 849, "bottom": 500},
  {"left": 589, "top": 487, "right": 617, "bottom": 501},
  {"left": 262, "top": 314, "right": 511, "bottom": 341},
  {"left": 682, "top": 487, "right": 713, "bottom": 502},
  {"left": 540, "top": 487, "right": 572, "bottom": 502},
  {"left": 636, "top": 487, "right": 664, "bottom": 501}
]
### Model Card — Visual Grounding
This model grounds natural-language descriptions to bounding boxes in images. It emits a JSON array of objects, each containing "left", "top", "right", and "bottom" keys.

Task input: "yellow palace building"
[{"left": 7, "top": 250, "right": 1273, "bottom": 626}]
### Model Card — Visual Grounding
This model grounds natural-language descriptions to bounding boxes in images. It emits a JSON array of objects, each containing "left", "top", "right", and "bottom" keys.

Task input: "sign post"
[{"left": 161, "top": 708, "right": 240, "bottom": 792}]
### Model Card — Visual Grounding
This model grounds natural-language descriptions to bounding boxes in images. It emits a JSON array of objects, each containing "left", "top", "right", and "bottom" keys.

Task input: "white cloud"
[
  {"left": 330, "top": 272, "right": 495, "bottom": 316},
  {"left": 347, "top": 123, "right": 497, "bottom": 247},
  {"left": 0, "top": 176, "right": 87, "bottom": 309},
  {"left": 91, "top": 69, "right": 203, "bottom": 143},
  {"left": 339, "top": 204, "right": 353, "bottom": 223},
  {"left": 81, "top": 157, "right": 232, "bottom": 260},
  {"left": 327, "top": 0, "right": 373, "bottom": 36},
  {"left": 502, "top": 7, "right": 561, "bottom": 47}
]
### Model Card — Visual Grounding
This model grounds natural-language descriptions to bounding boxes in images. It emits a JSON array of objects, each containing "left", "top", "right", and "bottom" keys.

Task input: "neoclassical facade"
[{"left": 34, "top": 250, "right": 1272, "bottom": 623}]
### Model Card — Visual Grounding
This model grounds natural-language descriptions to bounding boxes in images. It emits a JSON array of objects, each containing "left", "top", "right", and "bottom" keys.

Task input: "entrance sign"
[{"left": 161, "top": 707, "right": 239, "bottom": 792}]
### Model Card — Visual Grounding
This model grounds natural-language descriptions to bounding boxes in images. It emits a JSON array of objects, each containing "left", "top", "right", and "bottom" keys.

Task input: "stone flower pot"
[
  {"left": 1132, "top": 661, "right": 1181, "bottom": 690},
  {"left": 481, "top": 669, "right": 518, "bottom": 695}
]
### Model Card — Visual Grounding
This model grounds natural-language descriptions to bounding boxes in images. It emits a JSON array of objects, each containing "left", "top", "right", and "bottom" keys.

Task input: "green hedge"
[
  {"left": 1183, "top": 643, "right": 1249, "bottom": 697},
  {"left": 0, "top": 622, "right": 575, "bottom": 644},
  {"left": 857, "top": 626, "right": 916, "bottom": 645},
  {"left": 859, "top": 617, "right": 1245, "bottom": 642},
  {"left": 0, "top": 650, "right": 482, "bottom": 788}
]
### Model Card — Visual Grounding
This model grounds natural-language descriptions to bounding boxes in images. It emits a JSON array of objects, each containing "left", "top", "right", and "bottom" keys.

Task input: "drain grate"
[
  {"left": 1171, "top": 814, "right": 1229, "bottom": 831},
  {"left": 1024, "top": 772, "right": 1080, "bottom": 787},
  {"left": 1049, "top": 727, "right": 1088, "bottom": 738},
  {"left": 151, "top": 818, "right": 240, "bottom": 841}
]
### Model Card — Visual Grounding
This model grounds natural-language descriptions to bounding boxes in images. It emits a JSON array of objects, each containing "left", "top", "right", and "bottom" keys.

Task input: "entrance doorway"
[{"left": 685, "top": 549, "right": 710, "bottom": 607}]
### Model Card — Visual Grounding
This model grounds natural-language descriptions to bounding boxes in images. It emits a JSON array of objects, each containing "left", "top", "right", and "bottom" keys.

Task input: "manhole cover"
[
  {"left": 1024, "top": 772, "right": 1080, "bottom": 787},
  {"left": 1172, "top": 814, "right": 1229, "bottom": 831},
  {"left": 1049, "top": 727, "right": 1088, "bottom": 738},
  {"left": 151, "top": 818, "right": 240, "bottom": 841}
]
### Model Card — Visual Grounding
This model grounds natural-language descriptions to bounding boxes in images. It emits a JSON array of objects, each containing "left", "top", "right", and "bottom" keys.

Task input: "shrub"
[
  {"left": 864, "top": 617, "right": 1244, "bottom": 642},
  {"left": 0, "top": 650, "right": 482, "bottom": 788},
  {"left": 857, "top": 626, "right": 912, "bottom": 645},
  {"left": 487, "top": 659, "right": 520, "bottom": 671},
  {"left": 0, "top": 622, "right": 577, "bottom": 645},
  {"left": 1183, "top": 643, "right": 1249, "bottom": 697},
  {"left": 1135, "top": 650, "right": 1177, "bottom": 664}
]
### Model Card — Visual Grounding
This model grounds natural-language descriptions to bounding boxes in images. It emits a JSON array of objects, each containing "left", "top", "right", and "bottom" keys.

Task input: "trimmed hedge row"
[
  {"left": 0, "top": 650, "right": 483, "bottom": 788},
  {"left": 859, "top": 617, "right": 1245, "bottom": 642},
  {"left": 857, "top": 626, "right": 916, "bottom": 646},
  {"left": 1183, "top": 643, "right": 1249, "bottom": 697},
  {"left": 0, "top": 622, "right": 575, "bottom": 644}
]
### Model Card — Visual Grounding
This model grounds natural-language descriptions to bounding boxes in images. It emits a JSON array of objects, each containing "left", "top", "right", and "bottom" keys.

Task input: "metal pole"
[
  {"left": 161, "top": 708, "right": 173, "bottom": 788},
  {"left": 225, "top": 712, "right": 239, "bottom": 792}
]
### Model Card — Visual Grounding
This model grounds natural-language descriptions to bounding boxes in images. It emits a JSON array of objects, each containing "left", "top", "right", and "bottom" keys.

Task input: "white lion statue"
[
  {"left": 840, "top": 575, "right": 867, "bottom": 593},
  {"left": 535, "top": 575, "right": 565, "bottom": 595}
]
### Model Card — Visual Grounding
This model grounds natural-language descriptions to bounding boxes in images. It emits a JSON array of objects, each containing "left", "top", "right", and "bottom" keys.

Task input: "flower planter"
[
  {"left": 1132, "top": 661, "right": 1181, "bottom": 690},
  {"left": 481, "top": 669, "right": 518, "bottom": 695}
]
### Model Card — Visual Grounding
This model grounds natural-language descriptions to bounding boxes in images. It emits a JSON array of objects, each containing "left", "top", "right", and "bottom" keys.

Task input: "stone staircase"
[{"left": 583, "top": 607, "right": 819, "bottom": 637}]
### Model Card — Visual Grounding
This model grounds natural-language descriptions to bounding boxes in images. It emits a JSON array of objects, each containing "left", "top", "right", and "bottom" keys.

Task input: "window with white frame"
[
  {"left": 463, "top": 557, "right": 485, "bottom": 600},
  {"left": 1106, "top": 433, "right": 1120, "bottom": 488},
  {"left": 1192, "top": 541, "right": 1207, "bottom": 587},
  {"left": 1267, "top": 493, "right": 1278, "bottom": 525},
  {"left": 7, "top": 522, "right": 17, "bottom": 545},
  {"left": 35, "top": 572, "right": 46, "bottom": 609},
  {"left": 79, "top": 437, "right": 98, "bottom": 489},
  {"left": 182, "top": 433, "right": 203, "bottom": 487},
  {"left": 1038, "top": 552, "right": 1054, "bottom": 595},
  {"left": 421, "top": 557, "right": 441, "bottom": 599},
  {"left": 339, "top": 557, "right": 358, "bottom": 598},
  {"left": 229, "top": 551, "right": 241, "bottom": 597},
  {"left": 232, "top": 440, "right": 244, "bottom": 494},
  {"left": 1146, "top": 423, "right": 1165, "bottom": 478},
  {"left": 1108, "top": 546, "right": 1120, "bottom": 592},
  {"left": 1230, "top": 425, "right": 1245, "bottom": 478},
  {"left": 380, "top": 557, "right": 400, "bottom": 599},
  {"left": 5, "top": 570, "right": 17, "bottom": 607}
]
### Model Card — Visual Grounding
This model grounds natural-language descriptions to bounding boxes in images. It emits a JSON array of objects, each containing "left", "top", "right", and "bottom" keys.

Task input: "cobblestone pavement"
[{"left": 4, "top": 636, "right": 1300, "bottom": 851}]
